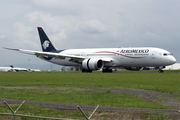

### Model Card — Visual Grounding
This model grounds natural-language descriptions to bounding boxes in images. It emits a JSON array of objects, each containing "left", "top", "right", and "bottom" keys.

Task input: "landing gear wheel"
[
  {"left": 82, "top": 69, "right": 85, "bottom": 73},
  {"left": 102, "top": 69, "right": 112, "bottom": 73},
  {"left": 82, "top": 69, "right": 92, "bottom": 73},
  {"left": 158, "top": 69, "right": 163, "bottom": 73}
]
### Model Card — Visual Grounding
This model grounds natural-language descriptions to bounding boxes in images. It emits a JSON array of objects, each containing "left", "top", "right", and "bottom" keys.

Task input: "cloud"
[
  {"left": 13, "top": 22, "right": 32, "bottom": 40},
  {"left": 0, "top": 35, "right": 5, "bottom": 39},
  {"left": 13, "top": 22, "right": 39, "bottom": 49},
  {"left": 25, "top": 11, "right": 73, "bottom": 43},
  {"left": 31, "top": 0, "right": 68, "bottom": 8},
  {"left": 22, "top": 1, "right": 180, "bottom": 49},
  {"left": 26, "top": 11, "right": 39, "bottom": 22},
  {"left": 80, "top": 20, "right": 107, "bottom": 34},
  {"left": 1, "top": 0, "right": 180, "bottom": 66}
]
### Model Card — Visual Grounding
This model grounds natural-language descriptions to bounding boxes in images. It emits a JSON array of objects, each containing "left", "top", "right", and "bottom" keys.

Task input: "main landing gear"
[
  {"left": 82, "top": 69, "right": 92, "bottom": 73},
  {"left": 102, "top": 67, "right": 113, "bottom": 73}
]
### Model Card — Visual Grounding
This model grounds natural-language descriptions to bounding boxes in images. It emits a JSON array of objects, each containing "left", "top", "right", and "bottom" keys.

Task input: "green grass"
[
  {"left": 0, "top": 71, "right": 179, "bottom": 119},
  {"left": 0, "top": 102, "right": 84, "bottom": 120},
  {"left": 175, "top": 97, "right": 180, "bottom": 101},
  {"left": 0, "top": 88, "right": 168, "bottom": 109},
  {"left": 0, "top": 103, "right": 173, "bottom": 120},
  {"left": 0, "top": 71, "right": 180, "bottom": 94}
]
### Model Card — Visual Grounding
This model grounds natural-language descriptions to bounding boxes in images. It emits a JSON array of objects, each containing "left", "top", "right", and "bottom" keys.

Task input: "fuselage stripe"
[{"left": 95, "top": 51, "right": 145, "bottom": 59}]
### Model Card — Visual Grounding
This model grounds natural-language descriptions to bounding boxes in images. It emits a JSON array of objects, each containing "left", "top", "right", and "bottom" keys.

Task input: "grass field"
[
  {"left": 0, "top": 88, "right": 168, "bottom": 109},
  {"left": 0, "top": 70, "right": 180, "bottom": 120},
  {"left": 0, "top": 103, "right": 173, "bottom": 120},
  {"left": 0, "top": 70, "right": 180, "bottom": 93}
]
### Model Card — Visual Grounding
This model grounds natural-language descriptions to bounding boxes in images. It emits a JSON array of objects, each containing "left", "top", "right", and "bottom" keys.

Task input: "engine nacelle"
[
  {"left": 125, "top": 67, "right": 144, "bottom": 71},
  {"left": 82, "top": 58, "right": 104, "bottom": 71}
]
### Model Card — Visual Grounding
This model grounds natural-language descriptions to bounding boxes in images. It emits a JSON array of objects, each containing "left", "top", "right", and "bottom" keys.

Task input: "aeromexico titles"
[{"left": 4, "top": 27, "right": 176, "bottom": 73}]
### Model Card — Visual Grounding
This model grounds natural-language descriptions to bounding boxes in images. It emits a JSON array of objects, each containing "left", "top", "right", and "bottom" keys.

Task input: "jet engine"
[
  {"left": 82, "top": 58, "right": 104, "bottom": 71},
  {"left": 124, "top": 67, "right": 144, "bottom": 71}
]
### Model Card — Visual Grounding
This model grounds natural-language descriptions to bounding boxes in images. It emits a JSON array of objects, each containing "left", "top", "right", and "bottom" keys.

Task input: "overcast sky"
[{"left": 0, "top": 0, "right": 180, "bottom": 68}]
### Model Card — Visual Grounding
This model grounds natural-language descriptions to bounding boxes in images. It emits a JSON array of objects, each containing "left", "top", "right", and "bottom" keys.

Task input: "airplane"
[
  {"left": 0, "top": 66, "right": 28, "bottom": 72},
  {"left": 4, "top": 27, "right": 176, "bottom": 73}
]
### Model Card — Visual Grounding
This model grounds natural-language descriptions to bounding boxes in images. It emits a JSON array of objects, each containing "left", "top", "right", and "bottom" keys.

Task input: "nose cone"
[{"left": 170, "top": 57, "right": 176, "bottom": 64}]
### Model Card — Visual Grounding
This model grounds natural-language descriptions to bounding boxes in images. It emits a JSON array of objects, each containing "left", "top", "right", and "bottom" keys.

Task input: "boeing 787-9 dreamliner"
[{"left": 4, "top": 27, "right": 176, "bottom": 73}]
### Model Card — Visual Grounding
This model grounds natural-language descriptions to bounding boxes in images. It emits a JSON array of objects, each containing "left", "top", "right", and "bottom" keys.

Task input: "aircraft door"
[
  {"left": 120, "top": 53, "right": 124, "bottom": 59},
  {"left": 116, "top": 49, "right": 124, "bottom": 66},
  {"left": 151, "top": 51, "right": 157, "bottom": 59},
  {"left": 116, "top": 49, "right": 124, "bottom": 60}
]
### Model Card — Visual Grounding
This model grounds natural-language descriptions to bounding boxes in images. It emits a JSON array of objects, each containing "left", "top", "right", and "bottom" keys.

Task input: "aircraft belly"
[
  {"left": 50, "top": 59, "right": 80, "bottom": 66},
  {"left": 118, "top": 58, "right": 146, "bottom": 67}
]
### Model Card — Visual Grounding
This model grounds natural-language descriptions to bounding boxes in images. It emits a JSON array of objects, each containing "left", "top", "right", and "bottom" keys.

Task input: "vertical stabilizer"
[{"left": 37, "top": 27, "right": 56, "bottom": 52}]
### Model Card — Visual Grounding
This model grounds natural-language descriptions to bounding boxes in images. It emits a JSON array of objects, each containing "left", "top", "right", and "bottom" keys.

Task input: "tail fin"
[{"left": 37, "top": 27, "right": 56, "bottom": 52}]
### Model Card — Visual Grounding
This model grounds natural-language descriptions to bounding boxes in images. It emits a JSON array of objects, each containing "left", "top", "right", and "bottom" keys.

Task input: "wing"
[{"left": 4, "top": 47, "right": 113, "bottom": 63}]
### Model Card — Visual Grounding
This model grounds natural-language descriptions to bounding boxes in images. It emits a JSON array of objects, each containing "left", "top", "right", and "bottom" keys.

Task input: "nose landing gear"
[
  {"left": 158, "top": 66, "right": 165, "bottom": 73},
  {"left": 158, "top": 69, "right": 163, "bottom": 73}
]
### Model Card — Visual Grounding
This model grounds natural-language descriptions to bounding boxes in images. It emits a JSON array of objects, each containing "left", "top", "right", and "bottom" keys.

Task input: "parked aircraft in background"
[
  {"left": 0, "top": 65, "right": 41, "bottom": 72},
  {"left": 4, "top": 27, "right": 176, "bottom": 73},
  {"left": 0, "top": 66, "right": 28, "bottom": 72}
]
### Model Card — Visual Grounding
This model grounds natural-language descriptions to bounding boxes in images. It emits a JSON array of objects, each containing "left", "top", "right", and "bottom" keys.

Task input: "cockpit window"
[{"left": 163, "top": 53, "right": 173, "bottom": 56}]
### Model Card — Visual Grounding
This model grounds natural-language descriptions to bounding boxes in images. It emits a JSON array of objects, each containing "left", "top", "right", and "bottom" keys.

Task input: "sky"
[{"left": 0, "top": 0, "right": 180, "bottom": 70}]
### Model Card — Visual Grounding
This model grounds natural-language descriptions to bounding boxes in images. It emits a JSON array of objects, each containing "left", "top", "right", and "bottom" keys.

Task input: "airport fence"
[{"left": 0, "top": 99, "right": 99, "bottom": 120}]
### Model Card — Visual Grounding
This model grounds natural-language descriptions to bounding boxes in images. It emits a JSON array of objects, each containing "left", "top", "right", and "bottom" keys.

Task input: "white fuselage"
[
  {"left": 5, "top": 27, "right": 176, "bottom": 72},
  {"left": 39, "top": 47, "right": 176, "bottom": 68}
]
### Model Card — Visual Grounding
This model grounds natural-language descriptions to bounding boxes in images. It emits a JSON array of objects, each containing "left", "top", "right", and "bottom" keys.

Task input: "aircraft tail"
[{"left": 37, "top": 27, "right": 56, "bottom": 52}]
